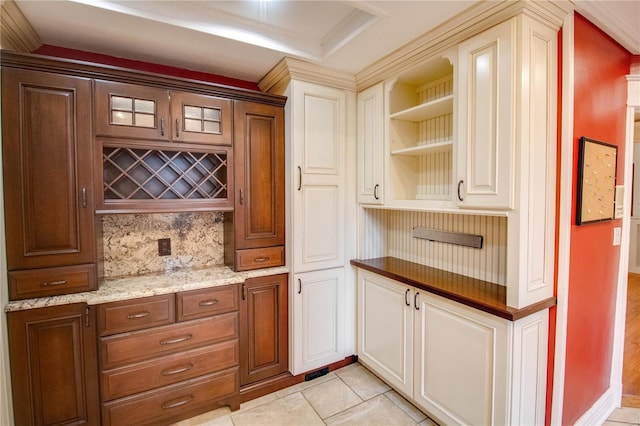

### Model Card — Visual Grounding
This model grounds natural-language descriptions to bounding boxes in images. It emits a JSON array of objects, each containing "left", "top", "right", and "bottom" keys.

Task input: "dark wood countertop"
[{"left": 350, "top": 257, "right": 555, "bottom": 321}]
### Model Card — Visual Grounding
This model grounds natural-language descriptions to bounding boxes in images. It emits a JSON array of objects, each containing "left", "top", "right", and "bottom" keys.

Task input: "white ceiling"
[{"left": 11, "top": 0, "right": 640, "bottom": 84}]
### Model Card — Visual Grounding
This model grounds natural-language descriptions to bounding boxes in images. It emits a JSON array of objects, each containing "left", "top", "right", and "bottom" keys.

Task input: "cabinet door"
[
  {"left": 291, "top": 268, "right": 345, "bottom": 375},
  {"left": 239, "top": 274, "right": 288, "bottom": 386},
  {"left": 171, "top": 91, "right": 232, "bottom": 145},
  {"left": 413, "top": 293, "right": 509, "bottom": 426},
  {"left": 356, "top": 270, "right": 413, "bottom": 396},
  {"left": 291, "top": 81, "right": 346, "bottom": 272},
  {"left": 8, "top": 304, "right": 100, "bottom": 426},
  {"left": 94, "top": 80, "right": 170, "bottom": 140},
  {"left": 233, "top": 101, "right": 285, "bottom": 250},
  {"left": 456, "top": 19, "right": 514, "bottom": 209},
  {"left": 357, "top": 82, "right": 384, "bottom": 204},
  {"left": 2, "top": 68, "right": 96, "bottom": 271}
]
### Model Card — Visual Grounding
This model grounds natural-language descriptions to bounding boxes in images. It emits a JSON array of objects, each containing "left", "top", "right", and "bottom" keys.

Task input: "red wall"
[
  {"left": 33, "top": 45, "right": 261, "bottom": 91},
  {"left": 562, "top": 14, "right": 631, "bottom": 424}
]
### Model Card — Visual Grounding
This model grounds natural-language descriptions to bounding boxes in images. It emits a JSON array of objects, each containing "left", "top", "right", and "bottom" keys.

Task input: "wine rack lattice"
[{"left": 103, "top": 147, "right": 227, "bottom": 200}]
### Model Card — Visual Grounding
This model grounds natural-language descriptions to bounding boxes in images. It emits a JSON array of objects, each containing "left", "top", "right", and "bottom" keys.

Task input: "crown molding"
[
  {"left": 0, "top": 0, "right": 42, "bottom": 52},
  {"left": 574, "top": 0, "right": 640, "bottom": 55},
  {"left": 355, "top": 0, "right": 571, "bottom": 90},
  {"left": 259, "top": 57, "right": 356, "bottom": 95}
]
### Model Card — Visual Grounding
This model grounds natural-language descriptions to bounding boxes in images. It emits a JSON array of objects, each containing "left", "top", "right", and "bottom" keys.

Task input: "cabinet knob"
[{"left": 457, "top": 180, "right": 464, "bottom": 202}]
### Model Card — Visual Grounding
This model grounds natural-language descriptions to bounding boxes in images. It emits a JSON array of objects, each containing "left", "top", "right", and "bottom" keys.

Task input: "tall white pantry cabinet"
[{"left": 260, "top": 62, "right": 357, "bottom": 376}]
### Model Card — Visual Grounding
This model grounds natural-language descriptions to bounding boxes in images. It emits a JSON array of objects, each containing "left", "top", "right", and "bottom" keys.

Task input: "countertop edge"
[
  {"left": 4, "top": 266, "right": 290, "bottom": 312},
  {"left": 350, "top": 258, "right": 555, "bottom": 321}
]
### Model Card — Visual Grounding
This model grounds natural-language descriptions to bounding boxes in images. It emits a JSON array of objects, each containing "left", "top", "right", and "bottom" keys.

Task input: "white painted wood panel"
[
  {"left": 457, "top": 19, "right": 514, "bottom": 209},
  {"left": 291, "top": 268, "right": 345, "bottom": 375},
  {"left": 357, "top": 270, "right": 413, "bottom": 396},
  {"left": 291, "top": 81, "right": 346, "bottom": 273},
  {"left": 357, "top": 83, "right": 384, "bottom": 204},
  {"left": 629, "top": 218, "right": 640, "bottom": 273},
  {"left": 360, "top": 208, "right": 507, "bottom": 285},
  {"left": 413, "top": 293, "right": 509, "bottom": 426}
]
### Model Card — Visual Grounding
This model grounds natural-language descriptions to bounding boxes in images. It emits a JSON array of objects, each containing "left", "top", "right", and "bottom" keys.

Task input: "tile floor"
[{"left": 173, "top": 362, "right": 640, "bottom": 426}]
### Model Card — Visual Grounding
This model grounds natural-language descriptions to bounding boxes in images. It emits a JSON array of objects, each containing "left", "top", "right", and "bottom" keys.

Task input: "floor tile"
[
  {"left": 237, "top": 392, "right": 279, "bottom": 413},
  {"left": 325, "top": 393, "right": 416, "bottom": 426},
  {"left": 171, "top": 406, "right": 233, "bottom": 426},
  {"left": 334, "top": 363, "right": 391, "bottom": 401},
  {"left": 274, "top": 372, "right": 337, "bottom": 398},
  {"left": 231, "top": 392, "right": 325, "bottom": 426},
  {"left": 608, "top": 407, "right": 640, "bottom": 424},
  {"left": 384, "top": 390, "right": 428, "bottom": 423},
  {"left": 302, "top": 377, "right": 363, "bottom": 419}
]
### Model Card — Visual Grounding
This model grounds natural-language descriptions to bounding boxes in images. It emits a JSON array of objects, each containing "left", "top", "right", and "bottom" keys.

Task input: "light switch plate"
[{"left": 613, "top": 227, "right": 622, "bottom": 246}]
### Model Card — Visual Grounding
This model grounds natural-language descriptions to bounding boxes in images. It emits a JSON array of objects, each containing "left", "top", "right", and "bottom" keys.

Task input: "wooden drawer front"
[
  {"left": 101, "top": 313, "right": 238, "bottom": 369},
  {"left": 8, "top": 264, "right": 97, "bottom": 300},
  {"left": 102, "top": 368, "right": 238, "bottom": 426},
  {"left": 98, "top": 294, "right": 175, "bottom": 336},
  {"left": 235, "top": 246, "right": 284, "bottom": 271},
  {"left": 101, "top": 340, "right": 239, "bottom": 401},
  {"left": 176, "top": 285, "right": 238, "bottom": 321}
]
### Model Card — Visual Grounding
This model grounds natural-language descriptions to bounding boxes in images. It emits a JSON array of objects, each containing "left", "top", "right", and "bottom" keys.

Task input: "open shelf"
[
  {"left": 390, "top": 95, "right": 453, "bottom": 122},
  {"left": 391, "top": 140, "right": 453, "bottom": 156}
]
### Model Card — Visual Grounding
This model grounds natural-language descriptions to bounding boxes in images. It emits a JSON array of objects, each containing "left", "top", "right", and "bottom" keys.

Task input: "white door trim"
[{"left": 550, "top": 11, "right": 574, "bottom": 426}]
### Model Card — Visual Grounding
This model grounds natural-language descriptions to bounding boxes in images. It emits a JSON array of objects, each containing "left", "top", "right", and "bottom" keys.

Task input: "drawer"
[
  {"left": 176, "top": 285, "right": 238, "bottom": 321},
  {"left": 8, "top": 264, "right": 97, "bottom": 300},
  {"left": 98, "top": 294, "right": 175, "bottom": 336},
  {"left": 101, "top": 340, "right": 239, "bottom": 401},
  {"left": 235, "top": 246, "right": 284, "bottom": 271},
  {"left": 102, "top": 368, "right": 238, "bottom": 426},
  {"left": 100, "top": 312, "right": 238, "bottom": 369}
]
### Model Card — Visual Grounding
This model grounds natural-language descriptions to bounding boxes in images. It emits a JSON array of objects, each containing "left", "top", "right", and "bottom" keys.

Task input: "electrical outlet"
[{"left": 158, "top": 238, "right": 171, "bottom": 256}]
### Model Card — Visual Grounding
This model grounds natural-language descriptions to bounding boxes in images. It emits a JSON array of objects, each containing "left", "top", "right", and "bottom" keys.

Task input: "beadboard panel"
[{"left": 360, "top": 209, "right": 507, "bottom": 285}]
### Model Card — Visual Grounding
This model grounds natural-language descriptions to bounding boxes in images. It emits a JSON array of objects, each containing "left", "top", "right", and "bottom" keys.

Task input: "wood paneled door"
[{"left": 239, "top": 274, "right": 288, "bottom": 386}]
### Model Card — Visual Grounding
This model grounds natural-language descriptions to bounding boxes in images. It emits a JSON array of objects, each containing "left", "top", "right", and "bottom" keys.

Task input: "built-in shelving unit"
[{"left": 386, "top": 55, "right": 455, "bottom": 205}]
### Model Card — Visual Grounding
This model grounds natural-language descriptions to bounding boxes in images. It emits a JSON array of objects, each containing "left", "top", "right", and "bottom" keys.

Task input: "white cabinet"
[
  {"left": 357, "top": 82, "right": 384, "bottom": 204},
  {"left": 456, "top": 19, "right": 514, "bottom": 209},
  {"left": 290, "top": 80, "right": 346, "bottom": 273},
  {"left": 292, "top": 268, "right": 346, "bottom": 374},
  {"left": 357, "top": 269, "right": 549, "bottom": 425},
  {"left": 357, "top": 269, "right": 413, "bottom": 396},
  {"left": 280, "top": 77, "right": 355, "bottom": 375}
]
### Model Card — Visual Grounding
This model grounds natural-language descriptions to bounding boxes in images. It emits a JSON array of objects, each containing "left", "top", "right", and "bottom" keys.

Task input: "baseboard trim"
[{"left": 574, "top": 387, "right": 618, "bottom": 426}]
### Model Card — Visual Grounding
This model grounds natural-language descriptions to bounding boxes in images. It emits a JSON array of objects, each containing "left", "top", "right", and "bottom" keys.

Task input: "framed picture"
[{"left": 576, "top": 136, "right": 618, "bottom": 225}]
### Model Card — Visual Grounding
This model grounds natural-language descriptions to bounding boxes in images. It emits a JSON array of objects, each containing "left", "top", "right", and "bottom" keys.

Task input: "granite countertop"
[
  {"left": 351, "top": 257, "right": 555, "bottom": 321},
  {"left": 4, "top": 265, "right": 289, "bottom": 312}
]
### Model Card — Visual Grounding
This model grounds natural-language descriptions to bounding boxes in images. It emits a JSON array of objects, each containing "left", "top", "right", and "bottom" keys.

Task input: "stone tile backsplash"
[{"left": 101, "top": 212, "right": 224, "bottom": 278}]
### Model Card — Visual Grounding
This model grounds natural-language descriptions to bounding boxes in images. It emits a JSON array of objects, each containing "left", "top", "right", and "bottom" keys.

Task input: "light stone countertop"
[{"left": 4, "top": 265, "right": 289, "bottom": 312}]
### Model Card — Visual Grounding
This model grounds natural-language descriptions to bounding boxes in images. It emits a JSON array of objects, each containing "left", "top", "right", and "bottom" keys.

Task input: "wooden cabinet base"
[{"left": 102, "top": 369, "right": 240, "bottom": 426}]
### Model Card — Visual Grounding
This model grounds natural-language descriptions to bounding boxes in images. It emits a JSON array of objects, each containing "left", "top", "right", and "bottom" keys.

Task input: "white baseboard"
[{"left": 574, "top": 387, "right": 619, "bottom": 426}]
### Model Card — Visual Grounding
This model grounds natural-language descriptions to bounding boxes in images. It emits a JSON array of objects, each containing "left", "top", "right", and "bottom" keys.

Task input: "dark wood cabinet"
[
  {"left": 97, "top": 288, "right": 240, "bottom": 425},
  {"left": 7, "top": 304, "right": 100, "bottom": 426},
  {"left": 95, "top": 80, "right": 231, "bottom": 146},
  {"left": 225, "top": 101, "right": 285, "bottom": 271},
  {"left": 239, "top": 274, "right": 288, "bottom": 386},
  {"left": 1, "top": 67, "right": 97, "bottom": 300}
]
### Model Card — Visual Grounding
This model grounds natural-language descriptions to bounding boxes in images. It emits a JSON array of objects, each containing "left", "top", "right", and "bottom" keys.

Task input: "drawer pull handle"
[
  {"left": 253, "top": 256, "right": 270, "bottom": 263},
  {"left": 404, "top": 288, "right": 410, "bottom": 306},
  {"left": 414, "top": 292, "right": 420, "bottom": 310},
  {"left": 160, "top": 117, "right": 166, "bottom": 136},
  {"left": 127, "top": 311, "right": 151, "bottom": 319},
  {"left": 160, "top": 334, "right": 193, "bottom": 345},
  {"left": 161, "top": 363, "right": 193, "bottom": 376},
  {"left": 374, "top": 184, "right": 379, "bottom": 200},
  {"left": 198, "top": 299, "right": 219, "bottom": 307},
  {"left": 175, "top": 118, "right": 180, "bottom": 138},
  {"left": 41, "top": 280, "right": 67, "bottom": 287},
  {"left": 161, "top": 394, "right": 194, "bottom": 409}
]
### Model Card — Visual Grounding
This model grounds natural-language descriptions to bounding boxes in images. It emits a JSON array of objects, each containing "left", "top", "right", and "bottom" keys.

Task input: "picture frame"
[{"left": 576, "top": 136, "right": 618, "bottom": 225}]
